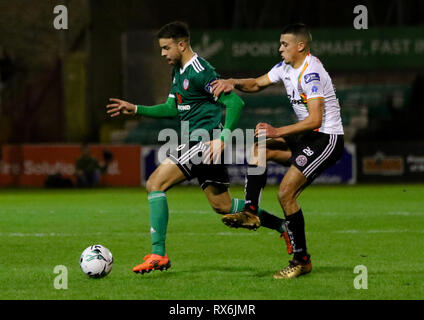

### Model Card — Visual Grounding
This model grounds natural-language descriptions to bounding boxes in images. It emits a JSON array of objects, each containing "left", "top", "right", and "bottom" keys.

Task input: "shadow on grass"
[
  {"left": 130, "top": 265, "right": 355, "bottom": 280},
  {"left": 180, "top": 265, "right": 287, "bottom": 279}
]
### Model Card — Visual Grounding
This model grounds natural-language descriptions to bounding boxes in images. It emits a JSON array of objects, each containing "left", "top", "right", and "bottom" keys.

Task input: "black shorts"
[
  {"left": 285, "top": 131, "right": 344, "bottom": 184},
  {"left": 166, "top": 141, "right": 230, "bottom": 190}
]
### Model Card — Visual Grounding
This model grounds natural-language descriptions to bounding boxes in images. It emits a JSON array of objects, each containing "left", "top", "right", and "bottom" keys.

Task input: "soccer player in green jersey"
[{"left": 106, "top": 21, "right": 290, "bottom": 274}]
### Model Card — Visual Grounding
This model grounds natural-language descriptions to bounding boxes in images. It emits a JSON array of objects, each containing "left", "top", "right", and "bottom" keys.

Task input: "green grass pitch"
[{"left": 0, "top": 184, "right": 423, "bottom": 300}]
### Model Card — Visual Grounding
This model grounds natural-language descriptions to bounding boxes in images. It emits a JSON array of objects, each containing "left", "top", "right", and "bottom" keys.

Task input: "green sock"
[
  {"left": 148, "top": 191, "right": 169, "bottom": 256},
  {"left": 230, "top": 198, "right": 245, "bottom": 213}
]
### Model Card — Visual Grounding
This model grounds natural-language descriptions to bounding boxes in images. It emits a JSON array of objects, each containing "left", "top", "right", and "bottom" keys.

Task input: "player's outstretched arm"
[
  {"left": 106, "top": 97, "right": 178, "bottom": 118},
  {"left": 211, "top": 74, "right": 272, "bottom": 97}
]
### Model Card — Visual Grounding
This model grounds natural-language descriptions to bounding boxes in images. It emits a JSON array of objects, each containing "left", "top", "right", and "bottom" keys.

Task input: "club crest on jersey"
[
  {"left": 304, "top": 73, "right": 320, "bottom": 83},
  {"left": 183, "top": 79, "right": 189, "bottom": 90},
  {"left": 295, "top": 155, "right": 308, "bottom": 167}
]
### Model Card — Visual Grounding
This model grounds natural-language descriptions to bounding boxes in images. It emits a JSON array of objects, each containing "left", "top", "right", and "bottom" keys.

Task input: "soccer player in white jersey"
[{"left": 212, "top": 23, "right": 344, "bottom": 279}]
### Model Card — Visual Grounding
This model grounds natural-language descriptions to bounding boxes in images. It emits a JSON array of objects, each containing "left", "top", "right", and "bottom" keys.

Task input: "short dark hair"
[
  {"left": 157, "top": 21, "right": 190, "bottom": 41},
  {"left": 282, "top": 23, "right": 312, "bottom": 49}
]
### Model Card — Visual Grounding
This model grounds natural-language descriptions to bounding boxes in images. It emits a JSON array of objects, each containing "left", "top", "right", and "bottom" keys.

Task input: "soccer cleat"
[
  {"left": 221, "top": 209, "right": 261, "bottom": 230},
  {"left": 273, "top": 256, "right": 312, "bottom": 279},
  {"left": 280, "top": 231, "right": 294, "bottom": 255},
  {"left": 132, "top": 253, "right": 171, "bottom": 274}
]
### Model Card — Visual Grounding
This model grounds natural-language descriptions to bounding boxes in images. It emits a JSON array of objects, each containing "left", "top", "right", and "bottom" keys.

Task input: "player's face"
[
  {"left": 279, "top": 33, "right": 301, "bottom": 66},
  {"left": 159, "top": 38, "right": 182, "bottom": 66}
]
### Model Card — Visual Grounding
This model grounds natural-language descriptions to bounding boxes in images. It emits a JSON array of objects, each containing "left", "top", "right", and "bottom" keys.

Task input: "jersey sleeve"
[
  {"left": 199, "top": 67, "right": 221, "bottom": 98},
  {"left": 267, "top": 62, "right": 285, "bottom": 84},
  {"left": 302, "top": 68, "right": 325, "bottom": 101}
]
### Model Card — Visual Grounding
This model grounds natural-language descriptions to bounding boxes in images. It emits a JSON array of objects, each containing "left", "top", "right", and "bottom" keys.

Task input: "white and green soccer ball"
[{"left": 80, "top": 245, "right": 114, "bottom": 278}]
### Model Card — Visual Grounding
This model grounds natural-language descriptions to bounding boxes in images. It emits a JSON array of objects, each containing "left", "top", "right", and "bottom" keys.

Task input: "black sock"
[
  {"left": 244, "top": 165, "right": 267, "bottom": 213},
  {"left": 285, "top": 209, "right": 308, "bottom": 261},
  {"left": 257, "top": 208, "right": 285, "bottom": 233}
]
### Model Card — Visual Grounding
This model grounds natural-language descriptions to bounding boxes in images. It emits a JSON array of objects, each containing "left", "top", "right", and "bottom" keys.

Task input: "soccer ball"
[{"left": 80, "top": 244, "right": 114, "bottom": 278}]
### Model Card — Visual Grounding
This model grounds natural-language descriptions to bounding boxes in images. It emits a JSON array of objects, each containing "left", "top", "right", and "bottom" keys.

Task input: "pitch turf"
[{"left": 0, "top": 185, "right": 423, "bottom": 300}]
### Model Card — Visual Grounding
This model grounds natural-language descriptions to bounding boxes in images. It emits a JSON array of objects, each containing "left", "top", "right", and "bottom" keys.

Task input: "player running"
[
  {"left": 212, "top": 23, "right": 344, "bottom": 279},
  {"left": 106, "top": 21, "right": 290, "bottom": 274}
]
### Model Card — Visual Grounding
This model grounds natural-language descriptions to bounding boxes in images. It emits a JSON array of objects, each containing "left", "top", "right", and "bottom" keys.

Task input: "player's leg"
[
  {"left": 277, "top": 165, "right": 308, "bottom": 256},
  {"left": 272, "top": 165, "right": 312, "bottom": 279},
  {"left": 273, "top": 133, "right": 344, "bottom": 279},
  {"left": 198, "top": 150, "right": 288, "bottom": 233},
  {"left": 203, "top": 184, "right": 233, "bottom": 214},
  {"left": 244, "top": 137, "right": 291, "bottom": 213},
  {"left": 222, "top": 139, "right": 291, "bottom": 232},
  {"left": 195, "top": 160, "right": 234, "bottom": 214},
  {"left": 219, "top": 139, "right": 293, "bottom": 253},
  {"left": 244, "top": 146, "right": 292, "bottom": 233},
  {"left": 195, "top": 161, "right": 261, "bottom": 226},
  {"left": 133, "top": 158, "right": 186, "bottom": 274},
  {"left": 202, "top": 185, "right": 287, "bottom": 240}
]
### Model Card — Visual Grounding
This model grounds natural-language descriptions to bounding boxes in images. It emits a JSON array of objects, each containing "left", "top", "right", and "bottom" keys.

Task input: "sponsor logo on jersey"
[
  {"left": 178, "top": 104, "right": 191, "bottom": 111},
  {"left": 304, "top": 73, "right": 320, "bottom": 83},
  {"left": 287, "top": 90, "right": 304, "bottom": 105},
  {"left": 183, "top": 79, "right": 189, "bottom": 90},
  {"left": 311, "top": 85, "right": 318, "bottom": 93},
  {"left": 295, "top": 155, "right": 308, "bottom": 167}
]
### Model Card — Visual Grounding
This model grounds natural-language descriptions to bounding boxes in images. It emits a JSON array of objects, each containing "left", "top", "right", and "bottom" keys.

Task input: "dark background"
[{"left": 0, "top": 0, "right": 423, "bottom": 145}]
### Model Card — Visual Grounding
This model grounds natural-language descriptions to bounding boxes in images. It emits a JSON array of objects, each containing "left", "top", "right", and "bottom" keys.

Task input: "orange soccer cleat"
[{"left": 132, "top": 253, "right": 171, "bottom": 274}]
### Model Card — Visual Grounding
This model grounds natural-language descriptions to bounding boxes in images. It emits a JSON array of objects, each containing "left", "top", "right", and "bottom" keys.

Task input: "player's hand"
[
  {"left": 255, "top": 123, "right": 280, "bottom": 139},
  {"left": 211, "top": 79, "right": 235, "bottom": 98},
  {"left": 203, "top": 139, "right": 225, "bottom": 164},
  {"left": 106, "top": 98, "right": 136, "bottom": 117}
]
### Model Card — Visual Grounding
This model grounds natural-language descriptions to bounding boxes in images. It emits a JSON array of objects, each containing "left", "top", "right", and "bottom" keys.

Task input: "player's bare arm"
[
  {"left": 106, "top": 98, "right": 136, "bottom": 117},
  {"left": 211, "top": 73, "right": 272, "bottom": 97},
  {"left": 255, "top": 98, "right": 324, "bottom": 138}
]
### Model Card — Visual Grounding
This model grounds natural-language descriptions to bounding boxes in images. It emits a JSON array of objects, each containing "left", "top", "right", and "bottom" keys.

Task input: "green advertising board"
[{"left": 191, "top": 27, "right": 424, "bottom": 72}]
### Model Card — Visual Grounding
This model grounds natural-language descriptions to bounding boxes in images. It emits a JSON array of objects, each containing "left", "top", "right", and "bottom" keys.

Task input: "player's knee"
[
  {"left": 278, "top": 185, "right": 294, "bottom": 204},
  {"left": 145, "top": 179, "right": 154, "bottom": 193},
  {"left": 146, "top": 178, "right": 165, "bottom": 193}
]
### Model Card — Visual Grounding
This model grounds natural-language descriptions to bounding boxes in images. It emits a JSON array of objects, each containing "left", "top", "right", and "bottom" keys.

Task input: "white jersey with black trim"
[{"left": 267, "top": 53, "right": 344, "bottom": 135}]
